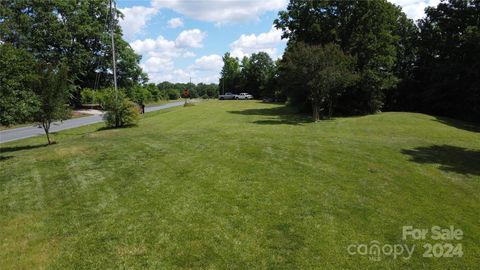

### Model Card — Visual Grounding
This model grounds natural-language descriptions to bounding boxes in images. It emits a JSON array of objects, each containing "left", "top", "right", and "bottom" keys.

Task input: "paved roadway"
[{"left": 0, "top": 101, "right": 185, "bottom": 144}]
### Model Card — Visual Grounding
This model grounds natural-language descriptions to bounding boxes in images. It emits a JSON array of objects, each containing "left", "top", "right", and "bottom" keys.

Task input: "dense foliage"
[
  {"left": 157, "top": 81, "right": 219, "bottom": 99},
  {"left": 0, "top": 44, "right": 40, "bottom": 125},
  {"left": 274, "top": 0, "right": 479, "bottom": 122},
  {"left": 219, "top": 52, "right": 276, "bottom": 98},
  {"left": 275, "top": 0, "right": 416, "bottom": 115},
  {"left": 0, "top": 0, "right": 148, "bottom": 134},
  {"left": 0, "top": 0, "right": 147, "bottom": 106},
  {"left": 240, "top": 52, "right": 276, "bottom": 98},
  {"left": 392, "top": 0, "right": 480, "bottom": 122},
  {"left": 280, "top": 43, "right": 359, "bottom": 120},
  {"left": 219, "top": 53, "right": 242, "bottom": 94},
  {"left": 101, "top": 89, "right": 139, "bottom": 128}
]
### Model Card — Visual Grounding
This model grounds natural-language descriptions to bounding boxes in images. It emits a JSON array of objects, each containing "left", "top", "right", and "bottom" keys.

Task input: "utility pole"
[{"left": 110, "top": 0, "right": 118, "bottom": 99}]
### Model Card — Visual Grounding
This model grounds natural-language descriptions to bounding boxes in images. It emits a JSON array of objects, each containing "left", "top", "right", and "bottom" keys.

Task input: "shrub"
[
  {"left": 103, "top": 99, "right": 139, "bottom": 128},
  {"left": 145, "top": 83, "right": 161, "bottom": 101},
  {"left": 125, "top": 86, "right": 153, "bottom": 105},
  {"left": 101, "top": 89, "right": 139, "bottom": 128},
  {"left": 80, "top": 88, "right": 98, "bottom": 104},
  {"left": 201, "top": 94, "right": 209, "bottom": 99},
  {"left": 167, "top": 89, "right": 180, "bottom": 100},
  {"left": 157, "top": 91, "right": 167, "bottom": 100}
]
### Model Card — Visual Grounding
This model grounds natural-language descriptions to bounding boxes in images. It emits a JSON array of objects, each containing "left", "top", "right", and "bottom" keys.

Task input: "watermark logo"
[
  {"left": 347, "top": 226, "right": 464, "bottom": 261},
  {"left": 347, "top": 241, "right": 415, "bottom": 261}
]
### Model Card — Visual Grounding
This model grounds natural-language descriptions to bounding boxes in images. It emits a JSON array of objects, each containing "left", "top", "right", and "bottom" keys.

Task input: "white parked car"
[
  {"left": 218, "top": 92, "right": 254, "bottom": 100},
  {"left": 218, "top": 92, "right": 237, "bottom": 100},
  {"left": 236, "top": 93, "right": 254, "bottom": 100}
]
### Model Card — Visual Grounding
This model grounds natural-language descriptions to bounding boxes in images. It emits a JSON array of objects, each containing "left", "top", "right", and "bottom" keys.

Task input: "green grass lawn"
[{"left": 1, "top": 101, "right": 479, "bottom": 269}]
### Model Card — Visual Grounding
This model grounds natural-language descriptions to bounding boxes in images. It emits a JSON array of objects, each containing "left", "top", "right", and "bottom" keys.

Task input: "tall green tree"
[
  {"left": 219, "top": 53, "right": 241, "bottom": 94},
  {"left": 240, "top": 52, "right": 275, "bottom": 98},
  {"left": 412, "top": 0, "right": 480, "bottom": 121},
  {"left": 280, "top": 43, "right": 358, "bottom": 120},
  {"left": 275, "top": 0, "right": 416, "bottom": 114},
  {"left": 0, "top": 0, "right": 147, "bottom": 105},
  {"left": 0, "top": 44, "right": 40, "bottom": 126},
  {"left": 239, "top": 56, "right": 251, "bottom": 93},
  {"left": 33, "top": 63, "right": 72, "bottom": 144}
]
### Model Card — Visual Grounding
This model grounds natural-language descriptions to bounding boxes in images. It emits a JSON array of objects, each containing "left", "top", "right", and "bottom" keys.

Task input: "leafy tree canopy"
[
  {"left": 0, "top": 0, "right": 147, "bottom": 105},
  {"left": 0, "top": 44, "right": 40, "bottom": 125},
  {"left": 275, "top": 0, "right": 416, "bottom": 114},
  {"left": 279, "top": 43, "right": 358, "bottom": 120}
]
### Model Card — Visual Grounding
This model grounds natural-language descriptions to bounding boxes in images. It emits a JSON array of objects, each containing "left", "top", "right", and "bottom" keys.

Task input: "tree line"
[
  {"left": 219, "top": 0, "right": 479, "bottom": 122},
  {"left": 81, "top": 82, "right": 218, "bottom": 106},
  {"left": 219, "top": 52, "right": 278, "bottom": 99}
]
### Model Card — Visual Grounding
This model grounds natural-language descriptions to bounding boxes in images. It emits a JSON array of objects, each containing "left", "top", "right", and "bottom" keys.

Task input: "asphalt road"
[{"left": 0, "top": 101, "right": 185, "bottom": 144}]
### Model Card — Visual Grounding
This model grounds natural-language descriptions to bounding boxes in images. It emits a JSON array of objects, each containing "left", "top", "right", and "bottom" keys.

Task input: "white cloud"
[
  {"left": 147, "top": 68, "right": 219, "bottom": 84},
  {"left": 168, "top": 17, "right": 184, "bottom": 28},
  {"left": 141, "top": 56, "right": 174, "bottom": 74},
  {"left": 130, "top": 35, "right": 179, "bottom": 58},
  {"left": 141, "top": 53, "right": 223, "bottom": 84},
  {"left": 182, "top": 51, "right": 196, "bottom": 58},
  {"left": 389, "top": 0, "right": 441, "bottom": 21},
  {"left": 147, "top": 68, "right": 189, "bottom": 83},
  {"left": 119, "top": 6, "right": 159, "bottom": 40},
  {"left": 190, "top": 54, "right": 223, "bottom": 71},
  {"left": 130, "top": 31, "right": 215, "bottom": 84},
  {"left": 152, "top": 0, "right": 288, "bottom": 24},
  {"left": 230, "top": 26, "right": 286, "bottom": 59},
  {"left": 175, "top": 29, "right": 206, "bottom": 48}
]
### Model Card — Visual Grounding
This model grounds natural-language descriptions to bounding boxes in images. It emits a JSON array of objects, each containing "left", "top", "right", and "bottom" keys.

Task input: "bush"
[
  {"left": 0, "top": 44, "right": 40, "bottom": 126},
  {"left": 125, "top": 86, "right": 153, "bottom": 105},
  {"left": 201, "top": 94, "right": 209, "bottom": 99},
  {"left": 101, "top": 89, "right": 139, "bottom": 128},
  {"left": 167, "top": 89, "right": 180, "bottom": 100},
  {"left": 145, "top": 83, "right": 161, "bottom": 101},
  {"left": 157, "top": 91, "right": 167, "bottom": 100},
  {"left": 80, "top": 88, "right": 98, "bottom": 104},
  {"left": 103, "top": 99, "right": 139, "bottom": 128},
  {"left": 189, "top": 88, "right": 199, "bottom": 98}
]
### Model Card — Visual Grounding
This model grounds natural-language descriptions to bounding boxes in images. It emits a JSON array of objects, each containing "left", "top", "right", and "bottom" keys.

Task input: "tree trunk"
[
  {"left": 42, "top": 120, "right": 52, "bottom": 144},
  {"left": 116, "top": 111, "right": 120, "bottom": 128},
  {"left": 328, "top": 98, "right": 333, "bottom": 119},
  {"left": 312, "top": 100, "right": 320, "bottom": 122}
]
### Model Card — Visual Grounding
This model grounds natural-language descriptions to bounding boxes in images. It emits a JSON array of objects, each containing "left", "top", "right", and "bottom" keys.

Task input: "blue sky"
[{"left": 117, "top": 0, "right": 440, "bottom": 84}]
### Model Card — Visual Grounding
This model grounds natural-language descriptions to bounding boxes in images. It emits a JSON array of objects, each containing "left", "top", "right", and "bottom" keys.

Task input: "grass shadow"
[
  {"left": 434, "top": 116, "right": 480, "bottom": 133},
  {"left": 402, "top": 145, "right": 480, "bottom": 176},
  {"left": 0, "top": 155, "right": 13, "bottom": 162},
  {"left": 0, "top": 144, "right": 48, "bottom": 154},
  {"left": 96, "top": 125, "right": 138, "bottom": 132},
  {"left": 59, "top": 129, "right": 97, "bottom": 137},
  {"left": 228, "top": 106, "right": 312, "bottom": 126}
]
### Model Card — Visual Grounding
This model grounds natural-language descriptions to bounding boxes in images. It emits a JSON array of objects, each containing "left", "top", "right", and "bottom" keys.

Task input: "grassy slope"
[{"left": 0, "top": 101, "right": 479, "bottom": 269}]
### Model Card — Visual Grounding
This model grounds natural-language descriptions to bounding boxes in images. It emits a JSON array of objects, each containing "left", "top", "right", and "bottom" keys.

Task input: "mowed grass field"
[{"left": 1, "top": 101, "right": 479, "bottom": 269}]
